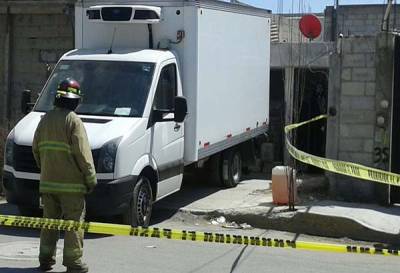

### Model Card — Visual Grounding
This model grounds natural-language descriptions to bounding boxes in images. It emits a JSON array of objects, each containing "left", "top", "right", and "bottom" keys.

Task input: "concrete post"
[
  {"left": 375, "top": 32, "right": 395, "bottom": 204},
  {"left": 326, "top": 45, "right": 341, "bottom": 199}
]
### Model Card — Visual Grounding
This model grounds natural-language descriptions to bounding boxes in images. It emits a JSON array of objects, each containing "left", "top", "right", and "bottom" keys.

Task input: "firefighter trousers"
[{"left": 39, "top": 193, "right": 86, "bottom": 267}]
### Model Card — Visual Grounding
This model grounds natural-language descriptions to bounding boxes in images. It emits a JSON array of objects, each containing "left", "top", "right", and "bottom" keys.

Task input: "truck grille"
[
  {"left": 14, "top": 145, "right": 40, "bottom": 173},
  {"left": 13, "top": 144, "right": 101, "bottom": 173}
]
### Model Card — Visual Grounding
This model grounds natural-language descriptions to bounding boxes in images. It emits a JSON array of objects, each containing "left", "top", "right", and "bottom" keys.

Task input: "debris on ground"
[
  {"left": 210, "top": 216, "right": 253, "bottom": 230},
  {"left": 223, "top": 222, "right": 253, "bottom": 230},
  {"left": 222, "top": 222, "right": 240, "bottom": 229},
  {"left": 210, "top": 216, "right": 226, "bottom": 225},
  {"left": 239, "top": 223, "right": 253, "bottom": 230}
]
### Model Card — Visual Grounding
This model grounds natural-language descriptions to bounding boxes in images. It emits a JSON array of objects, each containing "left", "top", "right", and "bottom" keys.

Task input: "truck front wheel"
[
  {"left": 123, "top": 176, "right": 153, "bottom": 227},
  {"left": 221, "top": 148, "right": 242, "bottom": 188}
]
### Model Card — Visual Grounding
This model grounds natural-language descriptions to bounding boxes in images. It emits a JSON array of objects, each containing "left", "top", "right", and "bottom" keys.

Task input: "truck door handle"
[{"left": 174, "top": 124, "right": 181, "bottom": 131}]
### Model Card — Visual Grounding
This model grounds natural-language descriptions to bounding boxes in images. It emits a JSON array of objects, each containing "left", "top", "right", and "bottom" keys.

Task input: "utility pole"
[{"left": 331, "top": 0, "right": 339, "bottom": 41}]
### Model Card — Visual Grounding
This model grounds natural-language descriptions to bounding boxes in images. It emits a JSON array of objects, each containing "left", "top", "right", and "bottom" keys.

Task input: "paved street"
[
  {"left": 0, "top": 216, "right": 399, "bottom": 273},
  {"left": 1, "top": 188, "right": 399, "bottom": 273}
]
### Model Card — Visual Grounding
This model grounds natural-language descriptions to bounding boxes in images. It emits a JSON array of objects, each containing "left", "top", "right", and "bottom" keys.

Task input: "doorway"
[{"left": 293, "top": 68, "right": 328, "bottom": 173}]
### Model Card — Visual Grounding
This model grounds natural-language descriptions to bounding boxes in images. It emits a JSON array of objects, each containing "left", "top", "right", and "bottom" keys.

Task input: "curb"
[{"left": 177, "top": 207, "right": 400, "bottom": 245}]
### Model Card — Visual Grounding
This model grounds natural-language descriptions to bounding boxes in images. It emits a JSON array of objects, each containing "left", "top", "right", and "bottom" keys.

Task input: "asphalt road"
[
  {"left": 0, "top": 227, "right": 398, "bottom": 273},
  {"left": 0, "top": 201, "right": 399, "bottom": 273}
]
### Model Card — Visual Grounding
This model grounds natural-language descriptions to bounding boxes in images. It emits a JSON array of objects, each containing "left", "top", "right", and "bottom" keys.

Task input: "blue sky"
[{"left": 242, "top": 0, "right": 386, "bottom": 13}]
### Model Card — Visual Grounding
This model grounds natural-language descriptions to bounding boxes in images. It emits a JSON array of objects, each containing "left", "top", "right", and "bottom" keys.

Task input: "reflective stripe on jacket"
[{"left": 32, "top": 108, "right": 97, "bottom": 194}]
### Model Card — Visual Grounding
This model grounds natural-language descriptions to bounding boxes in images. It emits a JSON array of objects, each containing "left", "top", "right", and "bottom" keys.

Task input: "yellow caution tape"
[
  {"left": 285, "top": 114, "right": 400, "bottom": 186},
  {"left": 2, "top": 115, "right": 400, "bottom": 257},
  {"left": 0, "top": 214, "right": 398, "bottom": 257}
]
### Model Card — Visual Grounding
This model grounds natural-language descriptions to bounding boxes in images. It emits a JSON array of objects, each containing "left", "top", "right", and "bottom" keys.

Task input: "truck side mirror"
[
  {"left": 151, "top": 96, "right": 187, "bottom": 125},
  {"left": 174, "top": 96, "right": 187, "bottom": 123},
  {"left": 21, "top": 89, "right": 33, "bottom": 115}
]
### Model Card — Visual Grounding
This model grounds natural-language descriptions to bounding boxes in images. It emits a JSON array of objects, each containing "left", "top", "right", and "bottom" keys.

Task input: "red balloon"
[{"left": 299, "top": 14, "right": 322, "bottom": 39}]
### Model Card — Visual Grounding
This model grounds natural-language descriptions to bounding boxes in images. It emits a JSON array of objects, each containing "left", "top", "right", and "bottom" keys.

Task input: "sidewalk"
[
  {"left": 156, "top": 178, "right": 400, "bottom": 245},
  {"left": 2, "top": 176, "right": 399, "bottom": 245}
]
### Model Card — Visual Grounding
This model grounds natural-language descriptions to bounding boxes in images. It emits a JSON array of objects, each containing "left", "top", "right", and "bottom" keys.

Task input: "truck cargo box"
[{"left": 75, "top": 0, "right": 270, "bottom": 164}]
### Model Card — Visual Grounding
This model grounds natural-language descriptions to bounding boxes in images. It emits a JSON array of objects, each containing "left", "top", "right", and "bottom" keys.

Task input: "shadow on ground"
[
  {"left": 151, "top": 172, "right": 227, "bottom": 225},
  {"left": 0, "top": 174, "right": 220, "bottom": 238},
  {"left": 0, "top": 267, "right": 64, "bottom": 273},
  {"left": 0, "top": 201, "right": 18, "bottom": 216},
  {"left": 0, "top": 172, "right": 267, "bottom": 233}
]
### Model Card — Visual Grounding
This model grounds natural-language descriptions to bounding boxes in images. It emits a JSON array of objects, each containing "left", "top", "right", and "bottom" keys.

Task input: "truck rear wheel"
[
  {"left": 123, "top": 176, "right": 153, "bottom": 227},
  {"left": 221, "top": 148, "right": 242, "bottom": 188}
]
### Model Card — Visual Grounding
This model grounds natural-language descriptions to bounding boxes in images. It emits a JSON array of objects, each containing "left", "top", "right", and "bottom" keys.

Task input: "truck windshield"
[{"left": 34, "top": 60, "right": 155, "bottom": 117}]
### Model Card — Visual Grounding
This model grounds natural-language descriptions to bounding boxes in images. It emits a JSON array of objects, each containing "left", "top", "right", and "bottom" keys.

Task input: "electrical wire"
[{"left": 286, "top": 0, "right": 296, "bottom": 211}]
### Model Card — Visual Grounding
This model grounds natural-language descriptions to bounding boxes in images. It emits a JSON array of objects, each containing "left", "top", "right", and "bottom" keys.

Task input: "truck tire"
[
  {"left": 18, "top": 206, "right": 42, "bottom": 217},
  {"left": 123, "top": 176, "right": 153, "bottom": 227},
  {"left": 221, "top": 148, "right": 242, "bottom": 188}
]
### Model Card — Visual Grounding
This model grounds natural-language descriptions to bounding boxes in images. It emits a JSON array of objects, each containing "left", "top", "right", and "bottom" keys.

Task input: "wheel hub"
[{"left": 137, "top": 186, "right": 150, "bottom": 222}]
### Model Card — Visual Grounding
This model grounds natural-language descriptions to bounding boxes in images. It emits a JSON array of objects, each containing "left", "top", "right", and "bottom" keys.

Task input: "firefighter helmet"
[{"left": 56, "top": 78, "right": 81, "bottom": 100}]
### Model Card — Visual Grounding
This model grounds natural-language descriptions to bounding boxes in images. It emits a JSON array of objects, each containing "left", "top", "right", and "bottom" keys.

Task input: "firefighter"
[{"left": 33, "top": 78, "right": 97, "bottom": 273}]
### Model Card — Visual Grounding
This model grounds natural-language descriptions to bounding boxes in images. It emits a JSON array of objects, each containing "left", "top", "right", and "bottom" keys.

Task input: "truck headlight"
[
  {"left": 5, "top": 130, "right": 15, "bottom": 167},
  {"left": 98, "top": 137, "right": 121, "bottom": 173}
]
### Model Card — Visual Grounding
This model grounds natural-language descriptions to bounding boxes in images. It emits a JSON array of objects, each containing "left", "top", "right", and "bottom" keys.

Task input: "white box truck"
[{"left": 3, "top": 0, "right": 270, "bottom": 226}]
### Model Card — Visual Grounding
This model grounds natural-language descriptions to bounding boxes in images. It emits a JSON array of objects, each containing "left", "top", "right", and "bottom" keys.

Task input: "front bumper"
[
  {"left": 2, "top": 171, "right": 137, "bottom": 216},
  {"left": 86, "top": 175, "right": 137, "bottom": 216},
  {"left": 3, "top": 171, "right": 40, "bottom": 207}
]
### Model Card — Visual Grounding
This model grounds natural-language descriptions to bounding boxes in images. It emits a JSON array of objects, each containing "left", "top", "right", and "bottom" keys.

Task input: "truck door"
[{"left": 150, "top": 61, "right": 184, "bottom": 199}]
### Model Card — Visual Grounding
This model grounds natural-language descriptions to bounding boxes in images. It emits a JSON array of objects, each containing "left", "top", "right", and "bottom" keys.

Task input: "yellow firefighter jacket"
[{"left": 33, "top": 107, "right": 97, "bottom": 194}]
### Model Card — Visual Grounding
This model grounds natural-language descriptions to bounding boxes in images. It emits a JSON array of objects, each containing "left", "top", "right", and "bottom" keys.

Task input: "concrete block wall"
[
  {"left": 8, "top": 13, "right": 74, "bottom": 127},
  {"left": 339, "top": 37, "right": 377, "bottom": 164},
  {"left": 0, "top": 2, "right": 74, "bottom": 130},
  {"left": 0, "top": 1, "right": 74, "bottom": 180},
  {"left": 328, "top": 36, "right": 379, "bottom": 202},
  {"left": 336, "top": 5, "right": 400, "bottom": 37}
]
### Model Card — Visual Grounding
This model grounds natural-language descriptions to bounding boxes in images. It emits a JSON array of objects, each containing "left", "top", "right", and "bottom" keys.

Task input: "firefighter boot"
[
  {"left": 39, "top": 261, "right": 56, "bottom": 272},
  {"left": 66, "top": 263, "right": 89, "bottom": 273}
]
